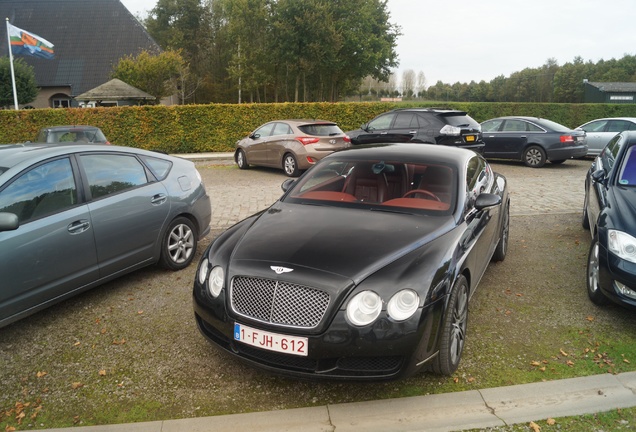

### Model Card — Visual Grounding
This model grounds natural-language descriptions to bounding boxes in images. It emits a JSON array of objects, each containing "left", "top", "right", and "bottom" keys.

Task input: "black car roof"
[{"left": 392, "top": 108, "right": 467, "bottom": 115}]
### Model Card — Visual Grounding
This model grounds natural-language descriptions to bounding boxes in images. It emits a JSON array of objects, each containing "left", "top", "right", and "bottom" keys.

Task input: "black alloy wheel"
[{"left": 430, "top": 275, "right": 469, "bottom": 375}]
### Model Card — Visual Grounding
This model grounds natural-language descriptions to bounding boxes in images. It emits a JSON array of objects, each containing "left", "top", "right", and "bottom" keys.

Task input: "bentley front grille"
[{"left": 231, "top": 276, "right": 330, "bottom": 328}]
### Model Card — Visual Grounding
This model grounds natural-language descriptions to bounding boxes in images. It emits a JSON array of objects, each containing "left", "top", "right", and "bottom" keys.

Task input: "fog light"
[
  {"left": 346, "top": 291, "right": 382, "bottom": 326},
  {"left": 615, "top": 281, "right": 636, "bottom": 300}
]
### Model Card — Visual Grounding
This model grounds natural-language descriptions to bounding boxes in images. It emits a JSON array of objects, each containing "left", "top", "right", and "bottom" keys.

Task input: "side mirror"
[
  {"left": 591, "top": 169, "right": 606, "bottom": 184},
  {"left": 474, "top": 193, "right": 502, "bottom": 210},
  {"left": 281, "top": 178, "right": 295, "bottom": 192},
  {"left": 0, "top": 212, "right": 19, "bottom": 232},
  {"left": 249, "top": 133, "right": 260, "bottom": 140}
]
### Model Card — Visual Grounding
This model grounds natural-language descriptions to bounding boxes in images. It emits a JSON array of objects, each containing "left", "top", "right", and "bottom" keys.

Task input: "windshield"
[{"left": 284, "top": 158, "right": 456, "bottom": 215}]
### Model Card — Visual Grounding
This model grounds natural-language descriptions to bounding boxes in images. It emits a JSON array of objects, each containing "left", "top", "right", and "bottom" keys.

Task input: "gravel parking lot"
[{"left": 6, "top": 156, "right": 631, "bottom": 431}]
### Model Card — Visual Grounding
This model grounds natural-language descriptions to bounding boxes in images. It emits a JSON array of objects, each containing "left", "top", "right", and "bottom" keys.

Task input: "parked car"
[
  {"left": 0, "top": 143, "right": 211, "bottom": 328},
  {"left": 576, "top": 117, "right": 636, "bottom": 157},
  {"left": 194, "top": 143, "right": 509, "bottom": 380},
  {"left": 235, "top": 120, "right": 351, "bottom": 177},
  {"left": 346, "top": 108, "right": 485, "bottom": 153},
  {"left": 480, "top": 116, "right": 588, "bottom": 168},
  {"left": 583, "top": 130, "right": 636, "bottom": 309},
  {"left": 35, "top": 125, "right": 110, "bottom": 145}
]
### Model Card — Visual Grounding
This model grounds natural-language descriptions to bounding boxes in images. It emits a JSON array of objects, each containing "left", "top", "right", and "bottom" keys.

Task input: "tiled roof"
[
  {"left": 75, "top": 78, "right": 155, "bottom": 100},
  {"left": 587, "top": 82, "right": 636, "bottom": 93},
  {"left": 0, "top": 0, "right": 161, "bottom": 95}
]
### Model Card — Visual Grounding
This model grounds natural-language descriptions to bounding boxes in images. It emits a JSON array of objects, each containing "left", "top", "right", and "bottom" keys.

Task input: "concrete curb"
[{"left": 23, "top": 372, "right": 636, "bottom": 432}]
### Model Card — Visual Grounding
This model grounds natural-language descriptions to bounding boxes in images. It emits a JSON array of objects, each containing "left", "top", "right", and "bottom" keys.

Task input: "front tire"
[
  {"left": 430, "top": 275, "right": 469, "bottom": 375},
  {"left": 283, "top": 153, "right": 300, "bottom": 177},
  {"left": 492, "top": 201, "right": 509, "bottom": 262},
  {"left": 236, "top": 149, "right": 249, "bottom": 170},
  {"left": 159, "top": 217, "right": 198, "bottom": 271},
  {"left": 586, "top": 237, "right": 609, "bottom": 305},
  {"left": 523, "top": 145, "right": 546, "bottom": 168}
]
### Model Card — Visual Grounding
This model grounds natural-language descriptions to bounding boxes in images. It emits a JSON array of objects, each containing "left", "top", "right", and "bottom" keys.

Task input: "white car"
[{"left": 576, "top": 117, "right": 636, "bottom": 156}]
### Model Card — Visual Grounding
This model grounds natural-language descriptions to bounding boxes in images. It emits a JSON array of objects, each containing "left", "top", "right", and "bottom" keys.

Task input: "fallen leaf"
[
  {"left": 6, "top": 426, "right": 16, "bottom": 431},
  {"left": 530, "top": 361, "right": 541, "bottom": 367},
  {"left": 99, "top": 370, "right": 107, "bottom": 376},
  {"left": 560, "top": 349, "right": 569, "bottom": 357},
  {"left": 529, "top": 420, "right": 541, "bottom": 432},
  {"left": 547, "top": 418, "right": 556, "bottom": 425},
  {"left": 624, "top": 359, "right": 630, "bottom": 364},
  {"left": 137, "top": 310, "right": 144, "bottom": 315},
  {"left": 73, "top": 341, "right": 81, "bottom": 347},
  {"left": 71, "top": 382, "right": 83, "bottom": 390},
  {"left": 586, "top": 316, "right": 595, "bottom": 322},
  {"left": 566, "top": 360, "right": 574, "bottom": 367},
  {"left": 36, "top": 371, "right": 47, "bottom": 378}
]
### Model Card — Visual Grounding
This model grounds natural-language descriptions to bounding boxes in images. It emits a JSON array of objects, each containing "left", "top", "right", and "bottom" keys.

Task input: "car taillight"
[
  {"left": 307, "top": 156, "right": 316, "bottom": 164},
  {"left": 560, "top": 135, "right": 574, "bottom": 143},
  {"left": 296, "top": 137, "right": 320, "bottom": 145},
  {"left": 344, "top": 135, "right": 351, "bottom": 143},
  {"left": 105, "top": 141, "right": 111, "bottom": 145}
]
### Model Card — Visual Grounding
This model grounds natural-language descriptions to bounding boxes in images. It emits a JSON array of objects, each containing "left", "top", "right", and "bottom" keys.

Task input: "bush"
[{"left": 2, "top": 102, "right": 636, "bottom": 153}]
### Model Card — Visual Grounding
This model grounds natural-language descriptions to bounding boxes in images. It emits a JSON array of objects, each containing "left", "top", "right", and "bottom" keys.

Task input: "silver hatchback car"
[{"left": 0, "top": 143, "right": 211, "bottom": 328}]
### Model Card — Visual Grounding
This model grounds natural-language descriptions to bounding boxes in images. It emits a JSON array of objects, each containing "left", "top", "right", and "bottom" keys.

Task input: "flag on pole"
[{"left": 8, "top": 23, "right": 54, "bottom": 59}]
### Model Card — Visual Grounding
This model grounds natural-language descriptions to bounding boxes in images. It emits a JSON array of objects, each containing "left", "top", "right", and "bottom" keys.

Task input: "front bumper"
[
  {"left": 193, "top": 285, "right": 444, "bottom": 380},
  {"left": 597, "top": 243, "right": 636, "bottom": 309}
]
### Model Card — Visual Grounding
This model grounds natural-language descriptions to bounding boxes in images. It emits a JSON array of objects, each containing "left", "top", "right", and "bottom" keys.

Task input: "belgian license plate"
[
  {"left": 466, "top": 135, "right": 476, "bottom": 142},
  {"left": 234, "top": 323, "right": 308, "bottom": 356}
]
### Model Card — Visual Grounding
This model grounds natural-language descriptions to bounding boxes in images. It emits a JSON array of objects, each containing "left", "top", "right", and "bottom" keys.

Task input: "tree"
[
  {"left": 401, "top": 69, "right": 415, "bottom": 98},
  {"left": 111, "top": 50, "right": 187, "bottom": 103},
  {"left": 0, "top": 57, "right": 37, "bottom": 108}
]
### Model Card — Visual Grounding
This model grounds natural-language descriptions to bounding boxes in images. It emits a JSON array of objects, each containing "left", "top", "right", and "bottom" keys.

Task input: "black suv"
[{"left": 346, "top": 108, "right": 485, "bottom": 153}]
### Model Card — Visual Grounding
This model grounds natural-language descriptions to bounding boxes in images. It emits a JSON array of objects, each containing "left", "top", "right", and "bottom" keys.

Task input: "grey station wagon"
[{"left": 0, "top": 143, "right": 211, "bottom": 328}]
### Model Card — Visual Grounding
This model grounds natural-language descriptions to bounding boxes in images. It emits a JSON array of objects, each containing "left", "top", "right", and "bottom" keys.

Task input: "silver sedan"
[
  {"left": 576, "top": 117, "right": 636, "bottom": 156},
  {"left": 0, "top": 143, "right": 211, "bottom": 328}
]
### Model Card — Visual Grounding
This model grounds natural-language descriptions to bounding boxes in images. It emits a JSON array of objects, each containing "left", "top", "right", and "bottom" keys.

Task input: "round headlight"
[
  {"left": 208, "top": 266, "right": 224, "bottom": 298},
  {"left": 346, "top": 291, "right": 382, "bottom": 326},
  {"left": 198, "top": 258, "right": 210, "bottom": 285},
  {"left": 387, "top": 290, "right": 419, "bottom": 321}
]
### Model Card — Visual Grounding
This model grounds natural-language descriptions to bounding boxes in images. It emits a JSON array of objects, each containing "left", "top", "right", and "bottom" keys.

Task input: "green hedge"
[{"left": 3, "top": 102, "right": 636, "bottom": 153}]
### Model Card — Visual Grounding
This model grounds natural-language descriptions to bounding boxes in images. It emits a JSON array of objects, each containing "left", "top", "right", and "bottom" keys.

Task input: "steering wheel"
[{"left": 403, "top": 189, "right": 441, "bottom": 201}]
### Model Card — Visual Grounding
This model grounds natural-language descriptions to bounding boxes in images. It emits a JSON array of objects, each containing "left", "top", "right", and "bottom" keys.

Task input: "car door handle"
[
  {"left": 68, "top": 219, "right": 90, "bottom": 235},
  {"left": 151, "top": 194, "right": 168, "bottom": 205},
  {"left": 409, "top": 130, "right": 417, "bottom": 134},
  {"left": 380, "top": 132, "right": 388, "bottom": 135}
]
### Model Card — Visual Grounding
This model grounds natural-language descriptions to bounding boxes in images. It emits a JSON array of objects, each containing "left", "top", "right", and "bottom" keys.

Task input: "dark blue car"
[{"left": 583, "top": 130, "right": 636, "bottom": 308}]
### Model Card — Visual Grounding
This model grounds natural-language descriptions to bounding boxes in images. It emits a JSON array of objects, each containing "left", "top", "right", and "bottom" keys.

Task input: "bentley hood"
[{"left": 228, "top": 202, "right": 456, "bottom": 285}]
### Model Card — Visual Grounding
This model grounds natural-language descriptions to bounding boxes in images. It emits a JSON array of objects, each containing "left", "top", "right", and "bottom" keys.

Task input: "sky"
[{"left": 120, "top": 0, "right": 636, "bottom": 87}]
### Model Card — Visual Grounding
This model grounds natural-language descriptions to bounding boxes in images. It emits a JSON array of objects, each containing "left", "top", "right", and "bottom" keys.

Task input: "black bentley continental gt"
[
  {"left": 583, "top": 131, "right": 636, "bottom": 308},
  {"left": 193, "top": 144, "right": 510, "bottom": 380}
]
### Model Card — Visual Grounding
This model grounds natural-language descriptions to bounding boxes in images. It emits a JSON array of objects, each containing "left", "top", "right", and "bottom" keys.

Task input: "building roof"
[
  {"left": 587, "top": 82, "right": 636, "bottom": 93},
  {"left": 74, "top": 78, "right": 155, "bottom": 101},
  {"left": 0, "top": 0, "right": 161, "bottom": 96}
]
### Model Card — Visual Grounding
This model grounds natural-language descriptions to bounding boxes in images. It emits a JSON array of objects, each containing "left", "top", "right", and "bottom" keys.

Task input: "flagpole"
[{"left": 6, "top": 18, "right": 19, "bottom": 110}]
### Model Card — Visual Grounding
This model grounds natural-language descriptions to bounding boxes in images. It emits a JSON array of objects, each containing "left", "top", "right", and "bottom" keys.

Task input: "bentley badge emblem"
[{"left": 270, "top": 266, "right": 293, "bottom": 274}]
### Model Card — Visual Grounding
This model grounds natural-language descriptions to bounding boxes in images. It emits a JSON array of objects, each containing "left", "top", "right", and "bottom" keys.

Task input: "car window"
[
  {"left": 0, "top": 158, "right": 77, "bottom": 223},
  {"left": 272, "top": 122, "right": 293, "bottom": 136},
  {"left": 140, "top": 155, "right": 173, "bottom": 180},
  {"left": 601, "top": 134, "right": 623, "bottom": 171},
  {"left": 618, "top": 146, "right": 636, "bottom": 186},
  {"left": 285, "top": 158, "right": 455, "bottom": 214},
  {"left": 297, "top": 124, "right": 343, "bottom": 136},
  {"left": 581, "top": 120, "right": 608, "bottom": 132},
  {"left": 525, "top": 122, "right": 544, "bottom": 132},
  {"left": 254, "top": 123, "right": 275, "bottom": 138},
  {"left": 441, "top": 114, "right": 480, "bottom": 129},
  {"left": 481, "top": 119, "right": 503, "bottom": 132},
  {"left": 368, "top": 113, "right": 395, "bottom": 131},
  {"left": 393, "top": 113, "right": 419, "bottom": 129},
  {"left": 80, "top": 154, "right": 148, "bottom": 199},
  {"left": 502, "top": 120, "right": 527, "bottom": 132},
  {"left": 607, "top": 120, "right": 633, "bottom": 133}
]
